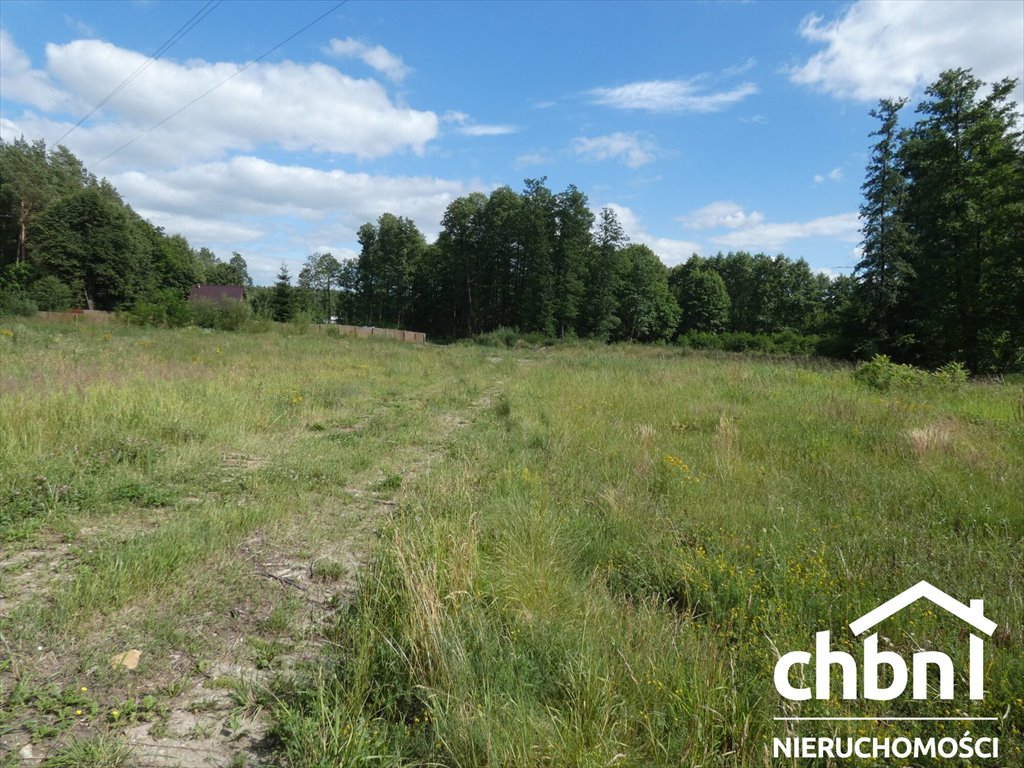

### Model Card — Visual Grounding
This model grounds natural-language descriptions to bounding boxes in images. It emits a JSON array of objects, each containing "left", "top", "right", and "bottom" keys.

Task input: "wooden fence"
[{"left": 324, "top": 325, "right": 426, "bottom": 343}]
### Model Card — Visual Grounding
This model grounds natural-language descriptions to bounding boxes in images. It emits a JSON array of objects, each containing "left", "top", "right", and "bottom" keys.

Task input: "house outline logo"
[
  {"left": 848, "top": 580, "right": 996, "bottom": 637},
  {"left": 774, "top": 581, "right": 998, "bottom": 702}
]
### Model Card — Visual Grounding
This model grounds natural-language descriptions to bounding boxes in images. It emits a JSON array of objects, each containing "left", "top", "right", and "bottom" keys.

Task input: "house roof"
[
  {"left": 189, "top": 284, "right": 246, "bottom": 301},
  {"left": 849, "top": 580, "right": 996, "bottom": 637}
]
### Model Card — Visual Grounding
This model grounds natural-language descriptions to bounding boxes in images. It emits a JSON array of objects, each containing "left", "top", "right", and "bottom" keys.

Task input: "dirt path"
[{"left": 1, "top": 385, "right": 498, "bottom": 768}]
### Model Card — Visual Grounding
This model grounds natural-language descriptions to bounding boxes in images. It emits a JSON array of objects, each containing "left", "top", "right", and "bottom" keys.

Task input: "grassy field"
[{"left": 1, "top": 318, "right": 1021, "bottom": 767}]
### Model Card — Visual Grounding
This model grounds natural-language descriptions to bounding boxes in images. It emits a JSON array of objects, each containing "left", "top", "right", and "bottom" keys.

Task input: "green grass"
[
  {"left": 273, "top": 348, "right": 1023, "bottom": 767},
  {"left": 2, "top": 318, "right": 1022, "bottom": 767}
]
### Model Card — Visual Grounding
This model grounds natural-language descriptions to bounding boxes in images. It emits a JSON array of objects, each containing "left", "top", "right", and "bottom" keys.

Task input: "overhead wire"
[
  {"left": 91, "top": 0, "right": 350, "bottom": 169},
  {"left": 50, "top": 0, "right": 223, "bottom": 147}
]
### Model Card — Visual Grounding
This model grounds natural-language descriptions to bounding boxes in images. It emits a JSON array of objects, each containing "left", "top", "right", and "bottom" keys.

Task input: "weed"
[{"left": 39, "top": 735, "right": 133, "bottom": 767}]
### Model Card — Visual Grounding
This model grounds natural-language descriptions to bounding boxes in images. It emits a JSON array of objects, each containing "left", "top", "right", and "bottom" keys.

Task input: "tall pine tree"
[{"left": 854, "top": 99, "right": 916, "bottom": 355}]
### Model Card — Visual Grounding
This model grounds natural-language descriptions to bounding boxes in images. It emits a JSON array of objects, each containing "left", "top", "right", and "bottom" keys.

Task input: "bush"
[
  {"left": 191, "top": 298, "right": 251, "bottom": 331},
  {"left": 932, "top": 361, "right": 969, "bottom": 390},
  {"left": 681, "top": 330, "right": 821, "bottom": 356},
  {"left": 0, "top": 291, "right": 37, "bottom": 317},
  {"left": 28, "top": 276, "right": 75, "bottom": 311},
  {"left": 853, "top": 354, "right": 928, "bottom": 391},
  {"left": 474, "top": 327, "right": 520, "bottom": 348},
  {"left": 129, "top": 290, "right": 193, "bottom": 327}
]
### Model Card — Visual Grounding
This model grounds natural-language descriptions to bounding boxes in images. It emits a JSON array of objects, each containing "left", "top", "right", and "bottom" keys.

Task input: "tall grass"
[
  {"left": 3, "top": 321, "right": 1021, "bottom": 766},
  {"left": 274, "top": 346, "right": 1023, "bottom": 767}
]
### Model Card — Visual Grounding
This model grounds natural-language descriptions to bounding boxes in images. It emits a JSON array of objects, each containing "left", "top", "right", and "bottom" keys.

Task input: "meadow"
[{"left": 1, "top": 318, "right": 1021, "bottom": 767}]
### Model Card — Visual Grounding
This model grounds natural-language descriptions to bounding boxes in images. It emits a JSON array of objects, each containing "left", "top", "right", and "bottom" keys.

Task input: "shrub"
[
  {"left": 129, "top": 290, "right": 192, "bottom": 327},
  {"left": 854, "top": 354, "right": 927, "bottom": 391},
  {"left": 0, "top": 291, "right": 37, "bottom": 317},
  {"left": 191, "top": 298, "right": 251, "bottom": 331},
  {"left": 932, "top": 361, "right": 969, "bottom": 390},
  {"left": 474, "top": 327, "right": 519, "bottom": 348},
  {"left": 28, "top": 276, "right": 75, "bottom": 311},
  {"left": 681, "top": 330, "right": 821, "bottom": 356}
]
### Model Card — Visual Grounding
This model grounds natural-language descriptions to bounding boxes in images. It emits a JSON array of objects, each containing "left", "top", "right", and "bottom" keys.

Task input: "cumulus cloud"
[
  {"left": 710, "top": 212, "right": 860, "bottom": 252},
  {"left": 589, "top": 78, "right": 757, "bottom": 113},
  {"left": 572, "top": 133, "right": 657, "bottom": 168},
  {"left": 790, "top": 0, "right": 1024, "bottom": 102},
  {"left": 325, "top": 37, "right": 411, "bottom": 82},
  {"left": 679, "top": 201, "right": 764, "bottom": 230},
  {"left": 678, "top": 200, "right": 858, "bottom": 253},
  {"left": 602, "top": 203, "right": 702, "bottom": 265},
  {"left": 113, "top": 156, "right": 481, "bottom": 225},
  {"left": 108, "top": 155, "right": 487, "bottom": 275},
  {"left": 0, "top": 30, "right": 69, "bottom": 111},
  {"left": 1, "top": 36, "right": 439, "bottom": 168}
]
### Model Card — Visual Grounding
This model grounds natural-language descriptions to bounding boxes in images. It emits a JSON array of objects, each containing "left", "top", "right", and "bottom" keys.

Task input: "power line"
[
  {"left": 92, "top": 0, "right": 349, "bottom": 169},
  {"left": 50, "top": 0, "right": 223, "bottom": 147}
]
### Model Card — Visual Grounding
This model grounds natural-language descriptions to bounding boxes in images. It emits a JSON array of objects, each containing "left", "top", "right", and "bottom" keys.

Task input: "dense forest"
[{"left": 1, "top": 69, "right": 1020, "bottom": 371}]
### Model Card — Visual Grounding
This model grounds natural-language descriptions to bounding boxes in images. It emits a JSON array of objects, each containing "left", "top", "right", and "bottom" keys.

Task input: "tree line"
[
  {"left": 851, "top": 69, "right": 1022, "bottom": 373},
  {"left": 1, "top": 68, "right": 1020, "bottom": 371},
  {"left": 0, "top": 138, "right": 252, "bottom": 316}
]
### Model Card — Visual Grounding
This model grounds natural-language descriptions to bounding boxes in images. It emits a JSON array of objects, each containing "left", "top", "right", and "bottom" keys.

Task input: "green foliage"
[
  {"left": 37, "top": 734, "right": 133, "bottom": 767},
  {"left": 271, "top": 264, "right": 295, "bottom": 322},
  {"left": 854, "top": 98, "right": 916, "bottom": 354},
  {"left": 614, "top": 244, "right": 680, "bottom": 342},
  {"left": 190, "top": 298, "right": 252, "bottom": 331},
  {"left": 129, "top": 290, "right": 193, "bottom": 328},
  {"left": 358, "top": 214, "right": 425, "bottom": 327},
  {"left": 0, "top": 290, "right": 37, "bottom": 317},
  {"left": 28, "top": 275, "right": 75, "bottom": 311},
  {"left": 849, "top": 69, "right": 1024, "bottom": 373},
  {"left": 0, "top": 260, "right": 35, "bottom": 292},
  {"left": 932, "top": 361, "right": 969, "bottom": 390},
  {"left": 682, "top": 329, "right": 821, "bottom": 355},
  {"left": 473, "top": 327, "right": 521, "bottom": 348},
  {"left": 853, "top": 354, "right": 928, "bottom": 391},
  {"left": 672, "top": 263, "right": 730, "bottom": 333}
]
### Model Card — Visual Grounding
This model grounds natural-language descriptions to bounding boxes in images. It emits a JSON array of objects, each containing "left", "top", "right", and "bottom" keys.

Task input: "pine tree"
[
  {"left": 582, "top": 207, "right": 627, "bottom": 340},
  {"left": 271, "top": 264, "right": 294, "bottom": 322},
  {"left": 900, "top": 69, "right": 1023, "bottom": 370}
]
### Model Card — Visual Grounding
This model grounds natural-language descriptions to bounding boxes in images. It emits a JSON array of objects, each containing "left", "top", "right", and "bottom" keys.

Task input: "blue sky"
[{"left": 2, "top": 0, "right": 1021, "bottom": 284}]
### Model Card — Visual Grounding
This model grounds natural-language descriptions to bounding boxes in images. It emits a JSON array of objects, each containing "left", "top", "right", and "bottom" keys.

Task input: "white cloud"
[
  {"left": 325, "top": 37, "right": 411, "bottom": 82},
  {"left": 63, "top": 15, "right": 96, "bottom": 37},
  {"left": 513, "top": 151, "right": 551, "bottom": 168},
  {"left": 572, "top": 133, "right": 657, "bottom": 168},
  {"left": 588, "top": 78, "right": 757, "bottom": 113},
  {"left": 441, "top": 110, "right": 516, "bottom": 136},
  {"left": 710, "top": 212, "right": 861, "bottom": 252},
  {"left": 601, "top": 203, "right": 702, "bottom": 265},
  {"left": 0, "top": 36, "right": 438, "bottom": 169},
  {"left": 790, "top": 0, "right": 1024, "bottom": 102},
  {"left": 113, "top": 155, "right": 481, "bottom": 226},
  {"left": 722, "top": 57, "right": 757, "bottom": 77},
  {"left": 0, "top": 30, "right": 69, "bottom": 111},
  {"left": 813, "top": 167, "right": 843, "bottom": 184},
  {"left": 459, "top": 124, "right": 517, "bottom": 136},
  {"left": 679, "top": 201, "right": 764, "bottom": 230},
  {"left": 108, "top": 155, "right": 488, "bottom": 279},
  {"left": 680, "top": 200, "right": 860, "bottom": 255}
]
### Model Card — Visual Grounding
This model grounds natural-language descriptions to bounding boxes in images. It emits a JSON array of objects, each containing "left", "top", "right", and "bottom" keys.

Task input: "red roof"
[{"left": 189, "top": 284, "right": 246, "bottom": 301}]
